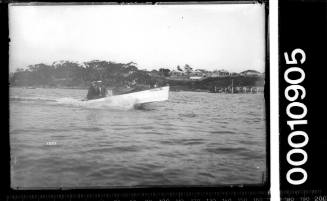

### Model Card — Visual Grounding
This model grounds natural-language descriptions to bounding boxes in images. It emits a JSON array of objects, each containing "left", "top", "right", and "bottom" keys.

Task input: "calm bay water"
[{"left": 10, "top": 87, "right": 266, "bottom": 188}]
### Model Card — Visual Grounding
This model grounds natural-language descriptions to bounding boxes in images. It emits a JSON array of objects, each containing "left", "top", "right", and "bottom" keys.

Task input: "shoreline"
[
  {"left": 10, "top": 86, "right": 88, "bottom": 90},
  {"left": 10, "top": 86, "right": 264, "bottom": 94}
]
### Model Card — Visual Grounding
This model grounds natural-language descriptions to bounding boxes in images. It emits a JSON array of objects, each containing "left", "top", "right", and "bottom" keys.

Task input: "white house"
[
  {"left": 210, "top": 69, "right": 230, "bottom": 77},
  {"left": 240, "top": 70, "right": 262, "bottom": 77}
]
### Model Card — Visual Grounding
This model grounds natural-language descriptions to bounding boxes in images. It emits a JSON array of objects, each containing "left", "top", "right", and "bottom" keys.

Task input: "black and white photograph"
[{"left": 9, "top": 3, "right": 267, "bottom": 189}]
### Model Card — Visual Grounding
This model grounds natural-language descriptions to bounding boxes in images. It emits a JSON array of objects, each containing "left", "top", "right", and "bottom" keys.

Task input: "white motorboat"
[{"left": 84, "top": 86, "right": 169, "bottom": 106}]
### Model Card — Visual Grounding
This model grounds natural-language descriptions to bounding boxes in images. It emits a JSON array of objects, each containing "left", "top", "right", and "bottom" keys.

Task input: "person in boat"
[
  {"left": 97, "top": 81, "right": 107, "bottom": 98},
  {"left": 86, "top": 81, "right": 100, "bottom": 100},
  {"left": 86, "top": 80, "right": 108, "bottom": 100}
]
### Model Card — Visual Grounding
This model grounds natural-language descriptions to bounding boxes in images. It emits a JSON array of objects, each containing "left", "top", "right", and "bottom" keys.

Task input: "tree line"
[
  {"left": 9, "top": 60, "right": 265, "bottom": 91},
  {"left": 10, "top": 60, "right": 162, "bottom": 88}
]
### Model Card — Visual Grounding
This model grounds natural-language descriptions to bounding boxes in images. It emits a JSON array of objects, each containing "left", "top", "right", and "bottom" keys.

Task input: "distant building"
[
  {"left": 148, "top": 70, "right": 160, "bottom": 77},
  {"left": 230, "top": 72, "right": 239, "bottom": 77},
  {"left": 210, "top": 69, "right": 230, "bottom": 77},
  {"left": 189, "top": 76, "right": 203, "bottom": 80},
  {"left": 190, "top": 69, "right": 204, "bottom": 77},
  {"left": 170, "top": 70, "right": 185, "bottom": 77},
  {"left": 240, "top": 70, "right": 262, "bottom": 77},
  {"left": 184, "top": 64, "right": 193, "bottom": 73}
]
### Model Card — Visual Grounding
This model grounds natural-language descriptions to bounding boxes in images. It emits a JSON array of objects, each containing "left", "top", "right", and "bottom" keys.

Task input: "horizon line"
[{"left": 10, "top": 59, "right": 265, "bottom": 74}]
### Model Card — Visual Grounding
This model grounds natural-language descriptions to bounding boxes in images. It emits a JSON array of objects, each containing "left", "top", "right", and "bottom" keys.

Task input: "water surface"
[{"left": 10, "top": 87, "right": 266, "bottom": 188}]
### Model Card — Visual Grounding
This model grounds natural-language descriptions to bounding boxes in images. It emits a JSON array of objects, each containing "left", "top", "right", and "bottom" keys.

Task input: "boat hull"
[{"left": 85, "top": 86, "right": 169, "bottom": 105}]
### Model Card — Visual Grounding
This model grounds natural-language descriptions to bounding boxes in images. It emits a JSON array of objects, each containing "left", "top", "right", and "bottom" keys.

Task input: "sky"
[{"left": 9, "top": 4, "right": 265, "bottom": 73}]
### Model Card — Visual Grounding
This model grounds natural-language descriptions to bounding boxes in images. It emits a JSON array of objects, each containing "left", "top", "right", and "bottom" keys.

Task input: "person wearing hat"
[
  {"left": 86, "top": 81, "right": 100, "bottom": 100},
  {"left": 97, "top": 81, "right": 108, "bottom": 98}
]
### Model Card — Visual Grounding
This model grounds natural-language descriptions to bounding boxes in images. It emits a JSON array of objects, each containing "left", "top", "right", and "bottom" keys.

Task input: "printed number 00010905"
[{"left": 284, "top": 48, "right": 308, "bottom": 185}]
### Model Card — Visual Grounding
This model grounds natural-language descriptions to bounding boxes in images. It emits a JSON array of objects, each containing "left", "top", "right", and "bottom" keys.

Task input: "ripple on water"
[
  {"left": 159, "top": 138, "right": 206, "bottom": 146},
  {"left": 10, "top": 90, "right": 266, "bottom": 187},
  {"left": 178, "top": 113, "right": 197, "bottom": 118},
  {"left": 79, "top": 127, "right": 104, "bottom": 132},
  {"left": 204, "top": 147, "right": 249, "bottom": 155},
  {"left": 87, "top": 145, "right": 144, "bottom": 154},
  {"left": 158, "top": 151, "right": 187, "bottom": 158},
  {"left": 209, "top": 130, "right": 236, "bottom": 135},
  {"left": 238, "top": 150, "right": 265, "bottom": 160}
]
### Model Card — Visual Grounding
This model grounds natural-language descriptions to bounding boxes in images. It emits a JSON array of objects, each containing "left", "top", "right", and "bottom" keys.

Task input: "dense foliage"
[
  {"left": 10, "top": 60, "right": 156, "bottom": 88},
  {"left": 10, "top": 60, "right": 265, "bottom": 91}
]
